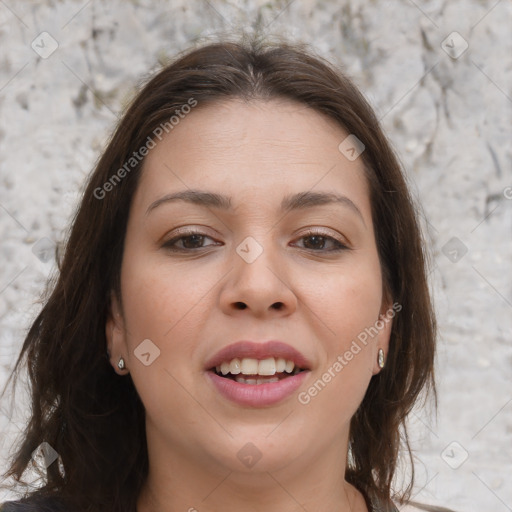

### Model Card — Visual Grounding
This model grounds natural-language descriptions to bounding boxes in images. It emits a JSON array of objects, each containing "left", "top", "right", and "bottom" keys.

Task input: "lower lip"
[{"left": 206, "top": 370, "right": 309, "bottom": 407}]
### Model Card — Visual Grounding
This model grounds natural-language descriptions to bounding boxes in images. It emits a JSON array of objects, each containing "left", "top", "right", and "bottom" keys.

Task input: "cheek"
[
  {"left": 299, "top": 253, "right": 383, "bottom": 344},
  {"left": 120, "top": 254, "right": 213, "bottom": 340},
  {"left": 296, "top": 256, "right": 382, "bottom": 414},
  {"left": 118, "top": 252, "right": 218, "bottom": 401},
  {"left": 118, "top": 256, "right": 216, "bottom": 428},
  {"left": 299, "top": 287, "right": 378, "bottom": 430}
]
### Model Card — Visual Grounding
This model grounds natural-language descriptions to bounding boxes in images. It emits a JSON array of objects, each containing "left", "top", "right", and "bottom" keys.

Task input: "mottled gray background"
[{"left": 0, "top": 0, "right": 511, "bottom": 510}]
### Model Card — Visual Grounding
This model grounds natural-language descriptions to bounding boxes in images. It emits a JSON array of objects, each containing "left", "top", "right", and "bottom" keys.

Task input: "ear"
[
  {"left": 106, "top": 292, "right": 129, "bottom": 375},
  {"left": 371, "top": 299, "right": 397, "bottom": 375}
]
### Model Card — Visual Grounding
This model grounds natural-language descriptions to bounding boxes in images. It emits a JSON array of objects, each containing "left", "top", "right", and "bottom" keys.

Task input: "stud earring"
[
  {"left": 378, "top": 349, "right": 385, "bottom": 369},
  {"left": 117, "top": 358, "right": 126, "bottom": 370}
]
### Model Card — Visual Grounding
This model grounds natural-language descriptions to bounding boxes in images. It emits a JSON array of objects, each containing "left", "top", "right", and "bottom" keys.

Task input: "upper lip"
[{"left": 204, "top": 340, "right": 312, "bottom": 371}]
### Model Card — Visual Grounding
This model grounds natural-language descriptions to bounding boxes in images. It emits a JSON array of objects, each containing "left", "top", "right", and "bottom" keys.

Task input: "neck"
[{"left": 136, "top": 420, "right": 368, "bottom": 512}]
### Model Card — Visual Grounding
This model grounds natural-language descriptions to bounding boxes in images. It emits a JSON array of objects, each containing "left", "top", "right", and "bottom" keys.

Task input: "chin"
[{"left": 204, "top": 433, "right": 305, "bottom": 475}]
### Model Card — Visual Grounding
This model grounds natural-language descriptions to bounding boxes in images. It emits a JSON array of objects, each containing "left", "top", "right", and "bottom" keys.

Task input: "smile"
[
  {"left": 204, "top": 340, "right": 312, "bottom": 406},
  {"left": 213, "top": 356, "right": 304, "bottom": 384}
]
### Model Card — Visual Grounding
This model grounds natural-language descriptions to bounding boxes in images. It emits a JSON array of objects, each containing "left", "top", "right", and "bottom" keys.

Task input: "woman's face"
[{"left": 107, "top": 98, "right": 391, "bottom": 480}]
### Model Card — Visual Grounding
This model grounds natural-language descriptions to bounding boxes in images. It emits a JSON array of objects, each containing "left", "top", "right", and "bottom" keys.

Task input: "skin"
[{"left": 106, "top": 98, "right": 392, "bottom": 512}]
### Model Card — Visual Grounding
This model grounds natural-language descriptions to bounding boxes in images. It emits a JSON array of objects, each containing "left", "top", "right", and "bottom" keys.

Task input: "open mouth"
[{"left": 209, "top": 356, "right": 306, "bottom": 385}]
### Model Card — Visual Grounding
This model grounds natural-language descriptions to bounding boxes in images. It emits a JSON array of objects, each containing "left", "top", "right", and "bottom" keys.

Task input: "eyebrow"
[{"left": 146, "top": 189, "right": 365, "bottom": 225}]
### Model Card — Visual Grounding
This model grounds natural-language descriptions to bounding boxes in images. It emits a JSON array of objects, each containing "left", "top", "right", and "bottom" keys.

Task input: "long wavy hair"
[{"left": 1, "top": 35, "right": 436, "bottom": 512}]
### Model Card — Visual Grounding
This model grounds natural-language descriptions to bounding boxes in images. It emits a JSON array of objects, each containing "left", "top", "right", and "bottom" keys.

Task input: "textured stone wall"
[{"left": 0, "top": 1, "right": 511, "bottom": 509}]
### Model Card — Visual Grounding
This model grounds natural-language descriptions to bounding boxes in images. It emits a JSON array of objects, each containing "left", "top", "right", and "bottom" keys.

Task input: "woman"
[{"left": 1, "top": 36, "right": 442, "bottom": 511}]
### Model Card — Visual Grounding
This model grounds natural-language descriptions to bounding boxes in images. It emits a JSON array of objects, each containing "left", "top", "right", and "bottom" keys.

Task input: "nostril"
[{"left": 232, "top": 302, "right": 284, "bottom": 310}]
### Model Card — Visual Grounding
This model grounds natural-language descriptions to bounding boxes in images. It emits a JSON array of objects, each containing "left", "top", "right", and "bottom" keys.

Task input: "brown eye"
[
  {"left": 163, "top": 231, "right": 220, "bottom": 252},
  {"left": 293, "top": 231, "right": 349, "bottom": 252}
]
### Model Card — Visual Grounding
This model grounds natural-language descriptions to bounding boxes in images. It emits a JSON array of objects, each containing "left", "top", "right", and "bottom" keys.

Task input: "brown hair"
[{"left": 1, "top": 36, "right": 436, "bottom": 511}]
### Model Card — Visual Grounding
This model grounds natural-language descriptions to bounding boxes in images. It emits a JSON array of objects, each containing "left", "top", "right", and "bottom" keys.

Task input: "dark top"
[
  {"left": 1, "top": 493, "right": 400, "bottom": 511},
  {"left": 0, "top": 498, "right": 67, "bottom": 512}
]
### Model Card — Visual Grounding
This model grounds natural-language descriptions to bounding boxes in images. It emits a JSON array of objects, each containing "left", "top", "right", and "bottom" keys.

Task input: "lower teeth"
[
  {"left": 213, "top": 368, "right": 302, "bottom": 385},
  {"left": 234, "top": 376, "right": 280, "bottom": 385}
]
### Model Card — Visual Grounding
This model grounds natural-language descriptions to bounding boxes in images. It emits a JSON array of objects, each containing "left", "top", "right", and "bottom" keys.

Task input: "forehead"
[{"left": 135, "top": 98, "right": 370, "bottom": 216}]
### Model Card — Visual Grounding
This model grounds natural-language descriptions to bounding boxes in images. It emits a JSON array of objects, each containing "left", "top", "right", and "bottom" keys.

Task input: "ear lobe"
[
  {"left": 105, "top": 292, "right": 127, "bottom": 372},
  {"left": 371, "top": 301, "right": 395, "bottom": 375}
]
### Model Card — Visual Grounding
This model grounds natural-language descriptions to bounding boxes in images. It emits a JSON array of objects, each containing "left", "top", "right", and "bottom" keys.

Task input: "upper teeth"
[{"left": 216, "top": 357, "right": 296, "bottom": 376}]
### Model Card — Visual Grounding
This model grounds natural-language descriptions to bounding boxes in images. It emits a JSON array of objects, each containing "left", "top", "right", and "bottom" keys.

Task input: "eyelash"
[{"left": 162, "top": 228, "right": 349, "bottom": 253}]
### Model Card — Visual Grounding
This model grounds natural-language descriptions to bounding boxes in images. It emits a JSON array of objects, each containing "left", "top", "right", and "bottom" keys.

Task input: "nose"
[{"left": 219, "top": 237, "right": 298, "bottom": 318}]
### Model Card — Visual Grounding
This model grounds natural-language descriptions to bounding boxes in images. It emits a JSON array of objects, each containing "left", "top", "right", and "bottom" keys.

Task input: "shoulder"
[
  {"left": 0, "top": 496, "right": 68, "bottom": 512},
  {"left": 1, "top": 502, "right": 31, "bottom": 512},
  {"left": 1, "top": 503, "right": 30, "bottom": 511},
  {"left": 368, "top": 493, "right": 456, "bottom": 512},
  {"left": 397, "top": 502, "right": 459, "bottom": 512}
]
